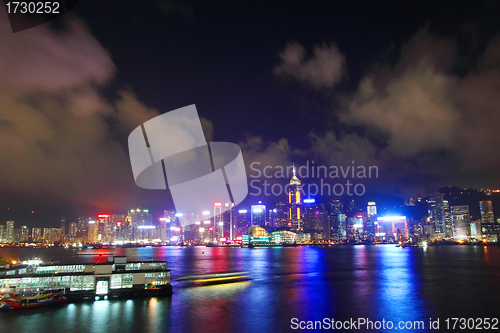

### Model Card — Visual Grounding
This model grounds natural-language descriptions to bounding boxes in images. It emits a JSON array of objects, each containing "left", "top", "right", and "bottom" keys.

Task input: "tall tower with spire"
[{"left": 288, "top": 164, "right": 303, "bottom": 230}]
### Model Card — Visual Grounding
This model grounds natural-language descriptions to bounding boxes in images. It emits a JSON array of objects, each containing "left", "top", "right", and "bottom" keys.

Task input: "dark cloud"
[{"left": 274, "top": 42, "right": 346, "bottom": 89}]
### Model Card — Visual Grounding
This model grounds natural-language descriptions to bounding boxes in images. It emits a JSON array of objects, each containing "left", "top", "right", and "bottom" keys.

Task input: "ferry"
[
  {"left": 0, "top": 256, "right": 172, "bottom": 306},
  {"left": 0, "top": 289, "right": 65, "bottom": 310}
]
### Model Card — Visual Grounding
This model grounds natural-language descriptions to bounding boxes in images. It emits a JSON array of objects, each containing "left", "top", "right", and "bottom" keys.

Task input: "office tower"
[
  {"left": 443, "top": 200, "right": 453, "bottom": 238},
  {"left": 19, "top": 225, "right": 29, "bottom": 242},
  {"left": 60, "top": 217, "right": 66, "bottom": 235},
  {"left": 87, "top": 220, "right": 98, "bottom": 243},
  {"left": 6, "top": 221, "right": 14, "bottom": 243},
  {"left": 129, "top": 208, "right": 153, "bottom": 241},
  {"left": 68, "top": 222, "right": 77, "bottom": 237},
  {"left": 267, "top": 208, "right": 276, "bottom": 228},
  {"left": 237, "top": 209, "right": 250, "bottom": 235},
  {"left": 480, "top": 201, "right": 495, "bottom": 224},
  {"left": 251, "top": 202, "right": 266, "bottom": 227},
  {"left": 451, "top": 205, "right": 470, "bottom": 240},
  {"left": 302, "top": 199, "right": 327, "bottom": 240},
  {"left": 32, "top": 228, "right": 42, "bottom": 242},
  {"left": 367, "top": 202, "right": 377, "bottom": 219},
  {"left": 328, "top": 200, "right": 344, "bottom": 241},
  {"left": 275, "top": 202, "right": 288, "bottom": 227},
  {"left": 0, "top": 225, "right": 4, "bottom": 243},
  {"left": 287, "top": 166, "right": 303, "bottom": 230},
  {"left": 427, "top": 192, "right": 445, "bottom": 235},
  {"left": 222, "top": 202, "right": 235, "bottom": 240}
]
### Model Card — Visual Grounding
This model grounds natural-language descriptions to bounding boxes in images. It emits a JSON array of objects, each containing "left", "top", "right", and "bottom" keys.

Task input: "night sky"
[{"left": 1, "top": 0, "right": 500, "bottom": 226}]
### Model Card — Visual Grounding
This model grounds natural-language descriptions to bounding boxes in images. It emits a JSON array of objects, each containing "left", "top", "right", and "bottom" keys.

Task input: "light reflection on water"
[{"left": 0, "top": 245, "right": 499, "bottom": 333}]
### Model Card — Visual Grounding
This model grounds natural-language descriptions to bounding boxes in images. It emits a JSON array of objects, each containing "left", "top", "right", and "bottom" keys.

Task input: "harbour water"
[{"left": 1, "top": 245, "right": 499, "bottom": 332}]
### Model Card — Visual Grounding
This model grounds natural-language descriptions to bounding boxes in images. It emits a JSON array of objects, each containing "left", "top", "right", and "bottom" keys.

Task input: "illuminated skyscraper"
[
  {"left": 0, "top": 225, "right": 4, "bottom": 243},
  {"left": 68, "top": 222, "right": 77, "bottom": 237},
  {"left": 19, "top": 225, "right": 29, "bottom": 242},
  {"left": 480, "top": 201, "right": 495, "bottom": 224},
  {"left": 275, "top": 202, "right": 288, "bottom": 227},
  {"left": 443, "top": 200, "right": 453, "bottom": 238},
  {"left": 251, "top": 202, "right": 266, "bottom": 227},
  {"left": 427, "top": 192, "right": 445, "bottom": 235},
  {"left": 328, "top": 200, "right": 344, "bottom": 242},
  {"left": 32, "top": 228, "right": 42, "bottom": 242},
  {"left": 451, "top": 205, "right": 470, "bottom": 240},
  {"left": 288, "top": 166, "right": 302, "bottom": 230},
  {"left": 87, "top": 220, "right": 98, "bottom": 243},
  {"left": 6, "top": 221, "right": 14, "bottom": 243}
]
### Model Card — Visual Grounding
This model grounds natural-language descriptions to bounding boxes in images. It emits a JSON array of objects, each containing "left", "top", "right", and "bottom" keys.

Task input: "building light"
[
  {"left": 203, "top": 211, "right": 210, "bottom": 215},
  {"left": 303, "top": 199, "right": 315, "bottom": 203},
  {"left": 252, "top": 208, "right": 263, "bottom": 213},
  {"left": 199, "top": 227, "right": 205, "bottom": 232},
  {"left": 175, "top": 213, "right": 183, "bottom": 217},
  {"left": 214, "top": 202, "right": 222, "bottom": 207},
  {"left": 138, "top": 225, "right": 155, "bottom": 229},
  {"left": 238, "top": 209, "right": 247, "bottom": 214},
  {"left": 159, "top": 218, "right": 167, "bottom": 221},
  {"left": 98, "top": 214, "right": 109, "bottom": 218},
  {"left": 204, "top": 220, "right": 211, "bottom": 224},
  {"left": 219, "top": 237, "right": 227, "bottom": 242},
  {"left": 377, "top": 216, "right": 406, "bottom": 222},
  {"left": 356, "top": 214, "right": 363, "bottom": 219},
  {"left": 175, "top": 227, "right": 181, "bottom": 232},
  {"left": 218, "top": 222, "right": 224, "bottom": 226}
]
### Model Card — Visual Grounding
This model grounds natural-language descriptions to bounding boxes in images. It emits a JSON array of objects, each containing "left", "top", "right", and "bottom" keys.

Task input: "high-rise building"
[
  {"left": 443, "top": 200, "right": 453, "bottom": 238},
  {"left": 43, "top": 228, "right": 63, "bottom": 243},
  {"left": 68, "top": 222, "right": 77, "bottom": 237},
  {"left": 328, "top": 200, "right": 344, "bottom": 242},
  {"left": 60, "top": 217, "right": 66, "bottom": 235},
  {"left": 287, "top": 166, "right": 303, "bottom": 230},
  {"left": 19, "top": 225, "right": 29, "bottom": 242},
  {"left": 0, "top": 225, "right": 4, "bottom": 243},
  {"left": 32, "top": 228, "right": 42, "bottom": 242},
  {"left": 6, "top": 221, "right": 14, "bottom": 243},
  {"left": 302, "top": 199, "right": 327, "bottom": 241},
  {"left": 87, "top": 220, "right": 98, "bottom": 243},
  {"left": 451, "top": 205, "right": 470, "bottom": 240},
  {"left": 367, "top": 202, "right": 377, "bottom": 219},
  {"left": 251, "top": 202, "right": 266, "bottom": 227},
  {"left": 427, "top": 192, "right": 445, "bottom": 235},
  {"left": 236, "top": 209, "right": 250, "bottom": 236},
  {"left": 275, "top": 202, "right": 288, "bottom": 227},
  {"left": 480, "top": 201, "right": 495, "bottom": 224},
  {"left": 129, "top": 208, "right": 153, "bottom": 241}
]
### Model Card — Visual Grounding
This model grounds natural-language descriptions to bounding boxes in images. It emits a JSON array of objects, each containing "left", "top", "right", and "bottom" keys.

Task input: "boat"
[
  {"left": 0, "top": 289, "right": 66, "bottom": 310},
  {"left": 175, "top": 271, "right": 251, "bottom": 286}
]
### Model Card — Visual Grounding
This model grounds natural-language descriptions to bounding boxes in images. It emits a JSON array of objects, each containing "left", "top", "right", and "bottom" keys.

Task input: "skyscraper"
[
  {"left": 287, "top": 166, "right": 302, "bottom": 230},
  {"left": 451, "top": 205, "right": 470, "bottom": 240},
  {"left": 6, "top": 221, "right": 14, "bottom": 243},
  {"left": 328, "top": 200, "right": 344, "bottom": 242},
  {"left": 251, "top": 202, "right": 266, "bottom": 227},
  {"left": 480, "top": 201, "right": 495, "bottom": 224},
  {"left": 32, "top": 228, "right": 42, "bottom": 242},
  {"left": 443, "top": 200, "right": 453, "bottom": 239},
  {"left": 427, "top": 192, "right": 445, "bottom": 235}
]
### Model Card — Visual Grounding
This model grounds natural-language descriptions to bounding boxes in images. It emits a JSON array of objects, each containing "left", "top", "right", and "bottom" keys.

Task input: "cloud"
[
  {"left": 341, "top": 29, "right": 500, "bottom": 178},
  {"left": 0, "top": 18, "right": 166, "bottom": 212},
  {"left": 273, "top": 42, "right": 346, "bottom": 88}
]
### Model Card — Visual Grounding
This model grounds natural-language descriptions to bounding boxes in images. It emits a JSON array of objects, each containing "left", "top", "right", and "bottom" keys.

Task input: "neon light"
[
  {"left": 218, "top": 222, "right": 224, "bottom": 226},
  {"left": 88, "top": 220, "right": 95, "bottom": 224},
  {"left": 204, "top": 220, "right": 211, "bottom": 225},
  {"left": 159, "top": 218, "right": 167, "bottom": 221},
  {"left": 175, "top": 213, "right": 183, "bottom": 217},
  {"left": 165, "top": 219, "right": 170, "bottom": 223},
  {"left": 98, "top": 215, "right": 109, "bottom": 218},
  {"left": 209, "top": 227, "right": 213, "bottom": 231},
  {"left": 195, "top": 221, "right": 200, "bottom": 225},
  {"left": 238, "top": 209, "right": 248, "bottom": 214},
  {"left": 356, "top": 214, "right": 363, "bottom": 218},
  {"left": 377, "top": 216, "right": 406, "bottom": 222},
  {"left": 138, "top": 225, "right": 155, "bottom": 229},
  {"left": 236, "top": 236, "right": 242, "bottom": 241},
  {"left": 143, "top": 210, "right": 149, "bottom": 213},
  {"left": 203, "top": 211, "right": 210, "bottom": 215},
  {"left": 199, "top": 227, "right": 205, "bottom": 232},
  {"left": 175, "top": 227, "right": 181, "bottom": 232},
  {"left": 353, "top": 224, "right": 363, "bottom": 228},
  {"left": 170, "top": 227, "right": 176, "bottom": 230},
  {"left": 214, "top": 202, "right": 222, "bottom": 207},
  {"left": 219, "top": 237, "right": 227, "bottom": 242},
  {"left": 303, "top": 199, "right": 315, "bottom": 203},
  {"left": 252, "top": 208, "right": 263, "bottom": 213},
  {"left": 297, "top": 207, "right": 301, "bottom": 220}
]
